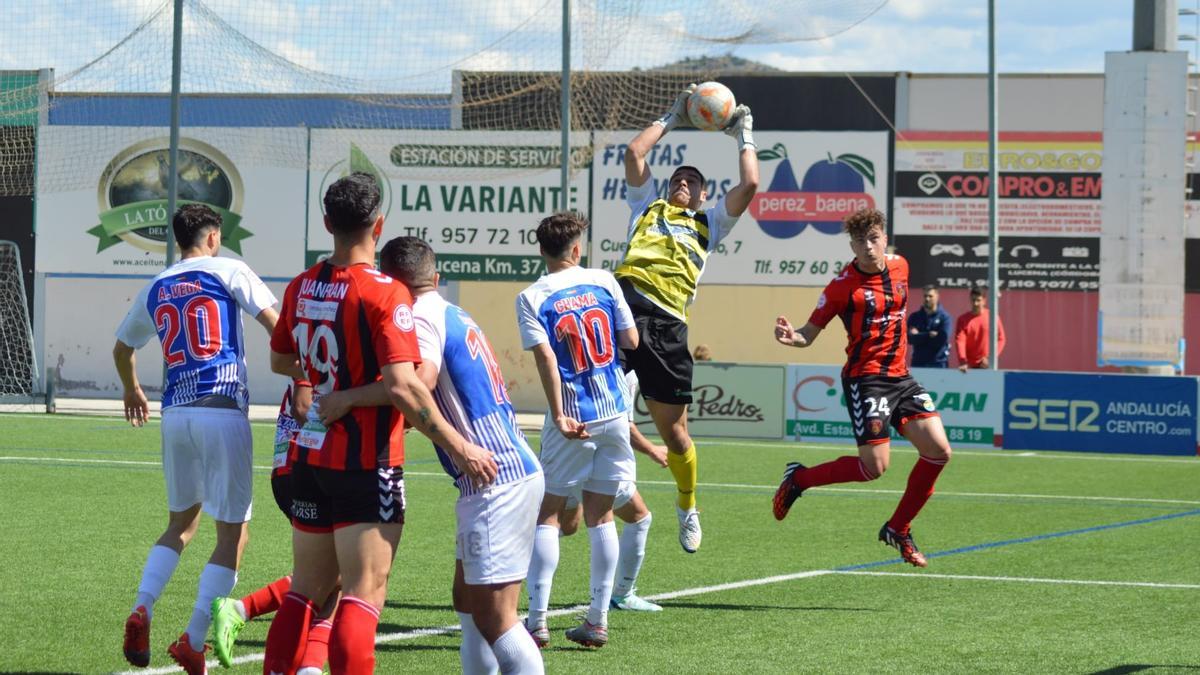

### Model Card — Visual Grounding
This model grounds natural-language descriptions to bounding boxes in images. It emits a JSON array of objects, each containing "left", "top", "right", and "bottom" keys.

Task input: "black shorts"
[
  {"left": 271, "top": 471, "right": 293, "bottom": 521},
  {"left": 289, "top": 462, "right": 406, "bottom": 533},
  {"left": 619, "top": 279, "right": 693, "bottom": 405},
  {"left": 843, "top": 374, "right": 939, "bottom": 446}
]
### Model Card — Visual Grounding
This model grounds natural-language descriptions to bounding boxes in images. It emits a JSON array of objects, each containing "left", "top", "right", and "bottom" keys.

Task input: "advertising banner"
[
  {"left": 632, "top": 363, "right": 785, "bottom": 439},
  {"left": 306, "top": 129, "right": 590, "bottom": 281},
  {"left": 591, "top": 131, "right": 889, "bottom": 286},
  {"left": 1004, "top": 372, "right": 1198, "bottom": 455},
  {"left": 35, "top": 126, "right": 307, "bottom": 277},
  {"left": 893, "top": 131, "right": 1102, "bottom": 290},
  {"left": 786, "top": 365, "right": 1003, "bottom": 448}
]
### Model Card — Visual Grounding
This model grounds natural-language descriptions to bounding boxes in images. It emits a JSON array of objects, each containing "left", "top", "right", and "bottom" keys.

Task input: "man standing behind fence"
[
  {"left": 908, "top": 285, "right": 951, "bottom": 368},
  {"left": 955, "top": 285, "right": 1006, "bottom": 372}
]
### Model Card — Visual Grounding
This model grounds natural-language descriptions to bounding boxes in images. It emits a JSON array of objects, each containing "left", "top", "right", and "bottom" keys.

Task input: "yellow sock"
[{"left": 667, "top": 444, "right": 698, "bottom": 511}]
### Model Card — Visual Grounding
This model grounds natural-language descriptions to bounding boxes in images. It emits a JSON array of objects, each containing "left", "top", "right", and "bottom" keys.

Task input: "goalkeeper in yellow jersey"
[{"left": 616, "top": 84, "right": 759, "bottom": 552}]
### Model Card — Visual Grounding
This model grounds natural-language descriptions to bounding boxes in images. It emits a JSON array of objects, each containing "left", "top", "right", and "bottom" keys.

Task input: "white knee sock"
[
  {"left": 525, "top": 525, "right": 559, "bottom": 626},
  {"left": 457, "top": 611, "right": 499, "bottom": 675},
  {"left": 134, "top": 545, "right": 181, "bottom": 617},
  {"left": 614, "top": 513, "right": 652, "bottom": 599},
  {"left": 491, "top": 622, "right": 545, "bottom": 675},
  {"left": 185, "top": 563, "right": 237, "bottom": 641},
  {"left": 586, "top": 521, "right": 618, "bottom": 626}
]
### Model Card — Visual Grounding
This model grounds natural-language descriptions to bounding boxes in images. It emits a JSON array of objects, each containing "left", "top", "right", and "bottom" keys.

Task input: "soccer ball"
[{"left": 686, "top": 81, "right": 737, "bottom": 131}]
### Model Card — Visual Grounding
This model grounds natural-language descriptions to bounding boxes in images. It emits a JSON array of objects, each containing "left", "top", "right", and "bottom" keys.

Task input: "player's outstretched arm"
[
  {"left": 626, "top": 84, "right": 696, "bottom": 189},
  {"left": 722, "top": 105, "right": 760, "bottom": 217},
  {"left": 382, "top": 361, "right": 498, "bottom": 489},
  {"left": 112, "top": 339, "right": 149, "bottom": 427},
  {"left": 531, "top": 343, "right": 590, "bottom": 439},
  {"left": 774, "top": 316, "right": 822, "bottom": 349}
]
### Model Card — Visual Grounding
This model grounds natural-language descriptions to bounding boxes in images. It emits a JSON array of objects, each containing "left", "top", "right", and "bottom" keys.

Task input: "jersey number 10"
[{"left": 554, "top": 308, "right": 615, "bottom": 374}]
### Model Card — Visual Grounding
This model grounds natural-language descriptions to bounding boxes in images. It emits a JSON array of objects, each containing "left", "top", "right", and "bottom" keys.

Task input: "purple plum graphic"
[{"left": 802, "top": 153, "right": 872, "bottom": 234}]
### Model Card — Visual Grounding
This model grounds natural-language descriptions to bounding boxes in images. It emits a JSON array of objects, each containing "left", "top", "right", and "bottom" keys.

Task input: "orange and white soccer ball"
[{"left": 686, "top": 81, "right": 737, "bottom": 131}]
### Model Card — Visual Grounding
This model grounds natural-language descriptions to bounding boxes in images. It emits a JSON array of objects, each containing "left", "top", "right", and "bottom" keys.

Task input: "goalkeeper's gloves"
[
  {"left": 653, "top": 84, "right": 696, "bottom": 134},
  {"left": 723, "top": 105, "right": 755, "bottom": 151}
]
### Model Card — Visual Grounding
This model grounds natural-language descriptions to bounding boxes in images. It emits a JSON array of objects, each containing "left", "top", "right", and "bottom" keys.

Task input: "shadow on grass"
[
  {"left": 377, "top": 622, "right": 456, "bottom": 634},
  {"left": 375, "top": 643, "right": 459, "bottom": 654},
  {"left": 1089, "top": 662, "right": 1200, "bottom": 667},
  {"left": 383, "top": 600, "right": 455, "bottom": 612},
  {"left": 656, "top": 601, "right": 878, "bottom": 612}
]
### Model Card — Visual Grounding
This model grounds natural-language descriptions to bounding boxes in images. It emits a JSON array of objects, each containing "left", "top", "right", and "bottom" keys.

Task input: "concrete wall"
[{"left": 904, "top": 74, "right": 1104, "bottom": 131}]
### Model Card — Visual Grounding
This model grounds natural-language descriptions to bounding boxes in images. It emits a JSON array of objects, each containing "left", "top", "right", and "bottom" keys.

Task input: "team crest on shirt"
[
  {"left": 816, "top": 293, "right": 827, "bottom": 310},
  {"left": 393, "top": 304, "right": 415, "bottom": 331},
  {"left": 869, "top": 419, "right": 884, "bottom": 436}
]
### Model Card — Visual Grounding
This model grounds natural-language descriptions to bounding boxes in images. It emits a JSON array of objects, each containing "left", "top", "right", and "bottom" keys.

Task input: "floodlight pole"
[
  {"left": 560, "top": 0, "right": 571, "bottom": 211},
  {"left": 987, "top": 0, "right": 1000, "bottom": 369},
  {"left": 165, "top": 0, "right": 183, "bottom": 266}
]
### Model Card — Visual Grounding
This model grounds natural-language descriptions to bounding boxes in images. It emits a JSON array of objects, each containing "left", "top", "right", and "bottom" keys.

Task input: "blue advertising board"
[{"left": 1003, "top": 372, "right": 1198, "bottom": 455}]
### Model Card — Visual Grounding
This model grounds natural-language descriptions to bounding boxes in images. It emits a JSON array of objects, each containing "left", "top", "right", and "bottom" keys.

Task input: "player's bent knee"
[{"left": 862, "top": 461, "right": 887, "bottom": 479}]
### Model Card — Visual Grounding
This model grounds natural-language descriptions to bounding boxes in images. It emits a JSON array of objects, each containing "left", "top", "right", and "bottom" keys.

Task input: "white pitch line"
[
  {"left": 114, "top": 565, "right": 1200, "bottom": 674},
  {"left": 5, "top": 457, "right": 1196, "bottom": 507},
  {"left": 114, "top": 570, "right": 837, "bottom": 674},
  {"left": 835, "top": 570, "right": 1200, "bottom": 590},
  {"left": 536, "top": 431, "right": 1200, "bottom": 465},
  {"left": 628, "top": 478, "right": 1200, "bottom": 506}
]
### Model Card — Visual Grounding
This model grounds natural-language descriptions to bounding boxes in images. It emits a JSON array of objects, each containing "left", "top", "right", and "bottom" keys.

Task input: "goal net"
[
  {"left": 1, "top": 0, "right": 887, "bottom": 195},
  {"left": 0, "top": 241, "right": 37, "bottom": 399}
]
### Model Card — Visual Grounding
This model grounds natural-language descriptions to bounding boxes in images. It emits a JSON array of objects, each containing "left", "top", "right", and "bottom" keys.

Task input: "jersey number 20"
[
  {"left": 154, "top": 297, "right": 222, "bottom": 368},
  {"left": 554, "top": 308, "right": 615, "bottom": 374}
]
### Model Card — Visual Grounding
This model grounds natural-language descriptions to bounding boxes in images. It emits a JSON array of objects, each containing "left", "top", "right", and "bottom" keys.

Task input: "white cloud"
[{"left": 274, "top": 40, "right": 321, "bottom": 71}]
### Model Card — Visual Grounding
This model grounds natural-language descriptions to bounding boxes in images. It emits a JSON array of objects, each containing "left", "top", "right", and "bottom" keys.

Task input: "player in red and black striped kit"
[
  {"left": 263, "top": 172, "right": 498, "bottom": 675},
  {"left": 772, "top": 208, "right": 952, "bottom": 567}
]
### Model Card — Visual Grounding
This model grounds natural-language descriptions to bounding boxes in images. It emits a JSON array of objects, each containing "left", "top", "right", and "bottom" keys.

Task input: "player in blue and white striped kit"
[
  {"left": 516, "top": 211, "right": 639, "bottom": 649},
  {"left": 113, "top": 204, "right": 278, "bottom": 673},
  {"left": 317, "top": 236, "right": 544, "bottom": 674}
]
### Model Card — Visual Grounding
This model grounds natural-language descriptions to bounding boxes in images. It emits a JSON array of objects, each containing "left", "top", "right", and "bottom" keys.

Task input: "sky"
[
  {"left": 740, "top": 0, "right": 1143, "bottom": 73},
  {"left": 0, "top": 0, "right": 1187, "bottom": 93}
]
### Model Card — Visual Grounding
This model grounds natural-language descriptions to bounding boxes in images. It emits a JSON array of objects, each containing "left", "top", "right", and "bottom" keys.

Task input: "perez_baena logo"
[
  {"left": 91, "top": 137, "right": 251, "bottom": 254},
  {"left": 749, "top": 143, "right": 876, "bottom": 239}
]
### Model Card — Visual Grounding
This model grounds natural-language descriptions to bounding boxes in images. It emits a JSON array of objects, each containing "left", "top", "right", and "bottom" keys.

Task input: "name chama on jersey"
[{"left": 553, "top": 292, "right": 600, "bottom": 313}]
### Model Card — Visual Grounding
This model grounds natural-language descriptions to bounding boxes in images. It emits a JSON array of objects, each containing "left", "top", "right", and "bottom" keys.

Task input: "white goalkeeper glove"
[
  {"left": 653, "top": 84, "right": 696, "bottom": 134},
  {"left": 723, "top": 104, "right": 755, "bottom": 151}
]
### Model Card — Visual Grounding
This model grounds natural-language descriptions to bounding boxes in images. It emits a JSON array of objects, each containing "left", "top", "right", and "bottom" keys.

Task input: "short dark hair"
[
  {"left": 536, "top": 211, "right": 588, "bottom": 259},
  {"left": 843, "top": 208, "right": 886, "bottom": 238},
  {"left": 924, "top": 284, "right": 940, "bottom": 292},
  {"left": 380, "top": 236, "right": 436, "bottom": 288},
  {"left": 323, "top": 172, "right": 381, "bottom": 234},
  {"left": 670, "top": 165, "right": 706, "bottom": 187},
  {"left": 173, "top": 203, "right": 221, "bottom": 250},
  {"left": 970, "top": 285, "right": 987, "bottom": 298}
]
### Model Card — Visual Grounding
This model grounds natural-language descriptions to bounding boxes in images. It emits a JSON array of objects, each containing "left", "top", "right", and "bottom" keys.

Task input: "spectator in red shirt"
[{"left": 955, "top": 285, "right": 1006, "bottom": 372}]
